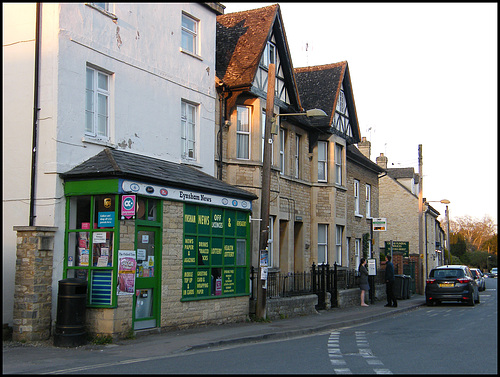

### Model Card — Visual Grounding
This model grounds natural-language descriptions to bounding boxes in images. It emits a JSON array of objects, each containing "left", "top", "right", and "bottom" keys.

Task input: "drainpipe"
[
  {"left": 29, "top": 2, "right": 42, "bottom": 226},
  {"left": 217, "top": 83, "right": 232, "bottom": 180}
]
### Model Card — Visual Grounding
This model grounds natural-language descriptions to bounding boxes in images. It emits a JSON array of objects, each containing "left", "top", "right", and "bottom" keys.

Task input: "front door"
[{"left": 134, "top": 226, "right": 161, "bottom": 330}]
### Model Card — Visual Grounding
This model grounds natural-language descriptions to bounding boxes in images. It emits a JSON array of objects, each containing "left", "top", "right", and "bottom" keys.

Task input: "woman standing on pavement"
[{"left": 359, "top": 258, "right": 369, "bottom": 307}]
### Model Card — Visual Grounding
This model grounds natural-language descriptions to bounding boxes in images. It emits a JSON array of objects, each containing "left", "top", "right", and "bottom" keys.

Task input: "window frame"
[
  {"left": 181, "top": 12, "right": 199, "bottom": 56},
  {"left": 260, "top": 41, "right": 276, "bottom": 68},
  {"left": 335, "top": 143, "right": 343, "bottom": 185},
  {"left": 85, "top": 66, "right": 110, "bottom": 140},
  {"left": 365, "top": 184, "right": 371, "bottom": 218},
  {"left": 318, "top": 224, "right": 328, "bottom": 265},
  {"left": 268, "top": 216, "right": 275, "bottom": 268},
  {"left": 181, "top": 204, "right": 251, "bottom": 300},
  {"left": 355, "top": 238, "right": 361, "bottom": 270},
  {"left": 237, "top": 106, "right": 251, "bottom": 160},
  {"left": 318, "top": 141, "right": 328, "bottom": 182},
  {"left": 336, "top": 225, "right": 343, "bottom": 265},
  {"left": 181, "top": 100, "right": 197, "bottom": 160},
  {"left": 294, "top": 134, "right": 300, "bottom": 179},
  {"left": 64, "top": 194, "right": 119, "bottom": 308},
  {"left": 279, "top": 128, "right": 285, "bottom": 175},
  {"left": 354, "top": 179, "right": 361, "bottom": 216}
]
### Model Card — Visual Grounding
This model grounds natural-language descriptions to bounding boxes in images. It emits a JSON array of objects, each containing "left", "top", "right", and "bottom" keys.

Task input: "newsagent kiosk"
[{"left": 60, "top": 149, "right": 257, "bottom": 337}]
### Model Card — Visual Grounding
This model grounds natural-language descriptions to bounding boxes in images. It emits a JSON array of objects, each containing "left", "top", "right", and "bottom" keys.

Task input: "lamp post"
[
  {"left": 425, "top": 199, "right": 451, "bottom": 266},
  {"left": 256, "top": 63, "right": 327, "bottom": 319}
]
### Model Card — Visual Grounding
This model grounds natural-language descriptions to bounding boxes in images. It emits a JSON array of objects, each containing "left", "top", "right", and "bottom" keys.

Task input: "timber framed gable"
[
  {"left": 216, "top": 4, "right": 302, "bottom": 115},
  {"left": 295, "top": 62, "right": 361, "bottom": 146}
]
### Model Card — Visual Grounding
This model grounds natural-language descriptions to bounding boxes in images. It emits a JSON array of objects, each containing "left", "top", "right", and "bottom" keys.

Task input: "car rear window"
[{"left": 431, "top": 269, "right": 465, "bottom": 278}]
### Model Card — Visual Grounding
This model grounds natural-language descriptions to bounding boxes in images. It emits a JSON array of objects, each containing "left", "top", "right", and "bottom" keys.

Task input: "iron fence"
[{"left": 250, "top": 263, "right": 387, "bottom": 301}]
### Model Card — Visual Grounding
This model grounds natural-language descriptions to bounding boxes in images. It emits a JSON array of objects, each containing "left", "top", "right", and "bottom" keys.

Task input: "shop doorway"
[{"left": 134, "top": 226, "right": 161, "bottom": 330}]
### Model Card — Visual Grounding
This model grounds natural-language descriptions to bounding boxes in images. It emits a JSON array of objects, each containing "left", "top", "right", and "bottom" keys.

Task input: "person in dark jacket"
[
  {"left": 359, "top": 258, "right": 369, "bottom": 307},
  {"left": 385, "top": 255, "right": 397, "bottom": 307}
]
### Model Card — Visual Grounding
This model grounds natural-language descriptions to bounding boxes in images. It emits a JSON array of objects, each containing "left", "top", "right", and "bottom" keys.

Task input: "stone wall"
[
  {"left": 336, "top": 284, "right": 387, "bottom": 308},
  {"left": 12, "top": 226, "right": 57, "bottom": 342},
  {"left": 266, "top": 294, "right": 318, "bottom": 320},
  {"left": 346, "top": 153, "right": 381, "bottom": 267}
]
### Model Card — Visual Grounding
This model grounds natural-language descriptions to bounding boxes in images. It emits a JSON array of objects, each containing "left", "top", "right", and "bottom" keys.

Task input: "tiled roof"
[
  {"left": 60, "top": 148, "right": 257, "bottom": 200},
  {"left": 216, "top": 4, "right": 278, "bottom": 88},
  {"left": 295, "top": 62, "right": 361, "bottom": 143},
  {"left": 295, "top": 62, "right": 346, "bottom": 128},
  {"left": 386, "top": 167, "right": 416, "bottom": 180}
]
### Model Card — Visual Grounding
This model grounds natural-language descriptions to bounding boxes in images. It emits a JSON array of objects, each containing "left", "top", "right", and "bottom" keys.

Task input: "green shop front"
[{"left": 60, "top": 149, "right": 257, "bottom": 337}]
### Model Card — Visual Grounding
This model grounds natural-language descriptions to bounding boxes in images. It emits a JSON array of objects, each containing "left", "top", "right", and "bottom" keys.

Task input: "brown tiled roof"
[{"left": 216, "top": 4, "right": 279, "bottom": 88}]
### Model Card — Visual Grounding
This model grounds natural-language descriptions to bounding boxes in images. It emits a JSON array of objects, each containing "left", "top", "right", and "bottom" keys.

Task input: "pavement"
[{"left": 2, "top": 294, "right": 426, "bottom": 374}]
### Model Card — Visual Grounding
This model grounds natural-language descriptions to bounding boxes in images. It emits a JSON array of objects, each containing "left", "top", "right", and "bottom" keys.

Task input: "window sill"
[
  {"left": 355, "top": 213, "right": 364, "bottom": 218},
  {"left": 180, "top": 159, "right": 202, "bottom": 169},
  {"left": 82, "top": 136, "right": 116, "bottom": 148},
  {"left": 85, "top": 3, "right": 118, "bottom": 20},
  {"left": 180, "top": 49, "right": 203, "bottom": 61}
]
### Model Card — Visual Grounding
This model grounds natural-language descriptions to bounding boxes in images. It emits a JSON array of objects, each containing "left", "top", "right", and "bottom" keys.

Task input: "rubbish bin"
[
  {"left": 403, "top": 275, "right": 411, "bottom": 299},
  {"left": 53, "top": 278, "right": 87, "bottom": 347},
  {"left": 393, "top": 275, "right": 405, "bottom": 300}
]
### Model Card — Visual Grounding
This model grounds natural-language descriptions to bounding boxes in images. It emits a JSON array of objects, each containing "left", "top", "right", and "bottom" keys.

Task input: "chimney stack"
[
  {"left": 358, "top": 137, "right": 371, "bottom": 159},
  {"left": 376, "top": 153, "right": 388, "bottom": 169}
]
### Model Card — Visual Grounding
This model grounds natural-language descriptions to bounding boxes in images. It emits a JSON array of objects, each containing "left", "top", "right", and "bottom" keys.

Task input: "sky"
[{"left": 223, "top": 2, "right": 498, "bottom": 225}]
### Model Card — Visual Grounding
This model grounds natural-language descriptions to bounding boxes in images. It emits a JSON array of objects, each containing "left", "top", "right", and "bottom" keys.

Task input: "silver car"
[{"left": 470, "top": 268, "right": 485, "bottom": 291}]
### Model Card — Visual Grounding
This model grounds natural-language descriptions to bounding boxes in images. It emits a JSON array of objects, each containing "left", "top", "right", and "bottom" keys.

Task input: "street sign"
[
  {"left": 372, "top": 218, "right": 387, "bottom": 231},
  {"left": 385, "top": 241, "right": 409, "bottom": 257}
]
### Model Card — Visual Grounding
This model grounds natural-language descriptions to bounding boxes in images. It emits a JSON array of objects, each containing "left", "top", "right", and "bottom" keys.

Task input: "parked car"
[
  {"left": 491, "top": 267, "right": 498, "bottom": 277},
  {"left": 425, "top": 265, "right": 480, "bottom": 306},
  {"left": 470, "top": 268, "right": 485, "bottom": 291}
]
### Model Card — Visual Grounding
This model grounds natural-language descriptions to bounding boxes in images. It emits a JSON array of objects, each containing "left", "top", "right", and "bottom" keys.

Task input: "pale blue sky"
[{"left": 224, "top": 2, "right": 498, "bottom": 224}]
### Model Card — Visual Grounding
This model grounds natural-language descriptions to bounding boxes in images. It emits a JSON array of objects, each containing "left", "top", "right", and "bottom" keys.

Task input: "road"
[{"left": 44, "top": 277, "right": 496, "bottom": 374}]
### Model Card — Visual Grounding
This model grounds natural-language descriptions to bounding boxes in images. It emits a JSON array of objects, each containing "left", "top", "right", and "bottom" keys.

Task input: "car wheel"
[
  {"left": 468, "top": 293, "right": 475, "bottom": 306},
  {"left": 426, "top": 299, "right": 433, "bottom": 306}
]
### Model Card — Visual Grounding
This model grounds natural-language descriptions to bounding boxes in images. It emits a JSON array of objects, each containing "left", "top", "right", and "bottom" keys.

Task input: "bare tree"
[{"left": 450, "top": 215, "right": 497, "bottom": 251}]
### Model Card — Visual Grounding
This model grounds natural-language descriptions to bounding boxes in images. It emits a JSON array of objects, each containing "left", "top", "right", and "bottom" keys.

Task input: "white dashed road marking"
[{"left": 328, "top": 330, "right": 393, "bottom": 374}]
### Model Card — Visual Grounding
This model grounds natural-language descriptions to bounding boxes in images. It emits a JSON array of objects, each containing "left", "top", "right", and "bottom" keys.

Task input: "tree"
[
  {"left": 450, "top": 215, "right": 497, "bottom": 251},
  {"left": 449, "top": 215, "right": 497, "bottom": 269},
  {"left": 482, "top": 234, "right": 498, "bottom": 255},
  {"left": 450, "top": 233, "right": 468, "bottom": 262}
]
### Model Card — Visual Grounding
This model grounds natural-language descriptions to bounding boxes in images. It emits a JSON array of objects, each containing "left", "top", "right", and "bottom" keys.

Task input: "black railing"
[
  {"left": 266, "top": 270, "right": 313, "bottom": 298},
  {"left": 250, "top": 263, "right": 388, "bottom": 308}
]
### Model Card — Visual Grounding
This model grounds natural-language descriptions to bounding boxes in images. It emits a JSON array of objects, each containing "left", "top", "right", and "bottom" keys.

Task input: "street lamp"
[
  {"left": 270, "top": 109, "right": 327, "bottom": 134},
  {"left": 257, "top": 62, "right": 328, "bottom": 319},
  {"left": 425, "top": 199, "right": 451, "bottom": 265}
]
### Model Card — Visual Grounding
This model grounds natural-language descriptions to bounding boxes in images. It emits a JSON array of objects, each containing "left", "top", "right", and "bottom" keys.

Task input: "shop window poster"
[{"left": 118, "top": 250, "right": 136, "bottom": 295}]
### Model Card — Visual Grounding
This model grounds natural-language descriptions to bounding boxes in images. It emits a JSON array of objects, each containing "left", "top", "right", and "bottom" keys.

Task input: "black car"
[{"left": 425, "top": 265, "right": 480, "bottom": 306}]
